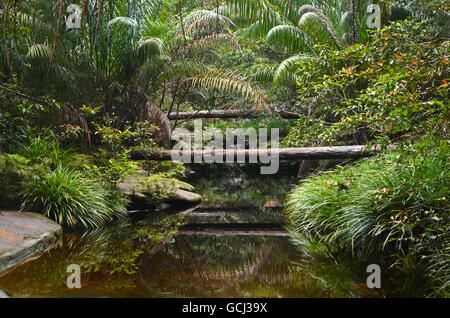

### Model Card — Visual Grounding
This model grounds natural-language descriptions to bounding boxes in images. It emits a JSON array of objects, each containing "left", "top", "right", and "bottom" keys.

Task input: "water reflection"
[
  {"left": 0, "top": 217, "right": 324, "bottom": 297},
  {"left": 137, "top": 235, "right": 324, "bottom": 297},
  {"left": 0, "top": 173, "right": 378, "bottom": 298}
]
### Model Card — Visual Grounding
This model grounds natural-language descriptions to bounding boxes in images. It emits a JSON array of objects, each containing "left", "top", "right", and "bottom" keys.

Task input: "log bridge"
[{"left": 129, "top": 145, "right": 386, "bottom": 161}]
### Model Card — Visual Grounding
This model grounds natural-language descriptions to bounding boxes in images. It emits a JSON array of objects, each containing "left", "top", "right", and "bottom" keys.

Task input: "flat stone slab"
[{"left": 0, "top": 211, "right": 62, "bottom": 275}]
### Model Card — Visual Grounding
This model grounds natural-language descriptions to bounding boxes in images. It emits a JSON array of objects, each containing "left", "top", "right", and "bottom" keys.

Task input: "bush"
[
  {"left": 284, "top": 142, "right": 449, "bottom": 296},
  {"left": 20, "top": 165, "right": 128, "bottom": 228},
  {"left": 0, "top": 154, "right": 43, "bottom": 208},
  {"left": 0, "top": 135, "right": 130, "bottom": 228},
  {"left": 284, "top": 19, "right": 448, "bottom": 148}
]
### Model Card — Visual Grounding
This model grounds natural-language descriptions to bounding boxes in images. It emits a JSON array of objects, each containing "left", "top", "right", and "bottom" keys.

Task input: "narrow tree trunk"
[
  {"left": 47, "top": 0, "right": 64, "bottom": 77},
  {"left": 2, "top": 0, "right": 12, "bottom": 77},
  {"left": 348, "top": 0, "right": 358, "bottom": 45}
]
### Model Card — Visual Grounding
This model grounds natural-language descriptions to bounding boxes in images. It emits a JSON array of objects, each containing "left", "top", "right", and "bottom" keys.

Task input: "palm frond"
[
  {"left": 185, "top": 69, "right": 270, "bottom": 111},
  {"left": 183, "top": 9, "right": 236, "bottom": 34},
  {"left": 299, "top": 11, "right": 343, "bottom": 49},
  {"left": 266, "top": 25, "right": 312, "bottom": 53},
  {"left": 107, "top": 16, "right": 138, "bottom": 30},
  {"left": 250, "top": 65, "right": 277, "bottom": 84},
  {"left": 26, "top": 44, "right": 52, "bottom": 60},
  {"left": 137, "top": 37, "right": 165, "bottom": 59},
  {"left": 274, "top": 54, "right": 310, "bottom": 86},
  {"left": 187, "top": 34, "right": 242, "bottom": 53}
]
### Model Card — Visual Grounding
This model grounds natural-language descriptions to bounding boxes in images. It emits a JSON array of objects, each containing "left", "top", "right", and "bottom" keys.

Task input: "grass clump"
[
  {"left": 0, "top": 135, "right": 129, "bottom": 228},
  {"left": 284, "top": 142, "right": 449, "bottom": 296},
  {"left": 20, "top": 165, "right": 127, "bottom": 228}
]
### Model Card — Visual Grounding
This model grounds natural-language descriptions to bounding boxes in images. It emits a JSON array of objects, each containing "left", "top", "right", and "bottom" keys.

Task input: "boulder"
[
  {"left": 174, "top": 189, "right": 202, "bottom": 203},
  {"left": 118, "top": 170, "right": 201, "bottom": 207},
  {"left": 0, "top": 211, "right": 62, "bottom": 275},
  {"left": 264, "top": 200, "right": 282, "bottom": 208}
]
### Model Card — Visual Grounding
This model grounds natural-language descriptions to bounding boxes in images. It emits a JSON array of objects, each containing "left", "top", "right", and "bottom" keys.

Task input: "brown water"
[{"left": 0, "top": 174, "right": 379, "bottom": 298}]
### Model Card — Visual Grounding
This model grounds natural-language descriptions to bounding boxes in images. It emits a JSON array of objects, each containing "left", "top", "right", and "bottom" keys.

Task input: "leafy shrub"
[
  {"left": 285, "top": 19, "right": 448, "bottom": 147},
  {"left": 0, "top": 154, "right": 43, "bottom": 208}
]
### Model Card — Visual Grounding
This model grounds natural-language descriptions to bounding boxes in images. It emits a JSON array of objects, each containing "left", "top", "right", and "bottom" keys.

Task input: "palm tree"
[
  {"left": 1, "top": 0, "right": 270, "bottom": 146},
  {"left": 222, "top": 0, "right": 390, "bottom": 87}
]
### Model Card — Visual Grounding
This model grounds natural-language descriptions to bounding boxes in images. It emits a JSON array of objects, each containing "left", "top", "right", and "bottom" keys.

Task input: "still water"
[{"left": 0, "top": 172, "right": 379, "bottom": 298}]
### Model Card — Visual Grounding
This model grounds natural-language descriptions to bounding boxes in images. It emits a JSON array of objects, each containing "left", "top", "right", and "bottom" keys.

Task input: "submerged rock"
[
  {"left": 0, "top": 211, "right": 62, "bottom": 275},
  {"left": 264, "top": 200, "right": 282, "bottom": 208},
  {"left": 0, "top": 289, "right": 9, "bottom": 298}
]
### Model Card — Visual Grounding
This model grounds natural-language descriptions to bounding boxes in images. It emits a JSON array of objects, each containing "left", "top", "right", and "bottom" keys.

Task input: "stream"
[{"left": 0, "top": 165, "right": 380, "bottom": 298}]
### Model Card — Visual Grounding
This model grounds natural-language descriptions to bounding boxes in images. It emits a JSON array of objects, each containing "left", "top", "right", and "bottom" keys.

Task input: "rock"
[
  {"left": 118, "top": 170, "right": 201, "bottom": 207},
  {"left": 264, "top": 200, "right": 282, "bottom": 208},
  {"left": 0, "top": 211, "right": 62, "bottom": 275},
  {"left": 0, "top": 289, "right": 9, "bottom": 298},
  {"left": 117, "top": 170, "right": 148, "bottom": 197},
  {"left": 173, "top": 189, "right": 202, "bottom": 203}
]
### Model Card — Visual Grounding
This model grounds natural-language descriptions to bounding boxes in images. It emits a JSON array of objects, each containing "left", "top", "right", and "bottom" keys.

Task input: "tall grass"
[
  {"left": 20, "top": 165, "right": 127, "bottom": 228},
  {"left": 11, "top": 135, "right": 129, "bottom": 228},
  {"left": 284, "top": 144, "right": 449, "bottom": 296}
]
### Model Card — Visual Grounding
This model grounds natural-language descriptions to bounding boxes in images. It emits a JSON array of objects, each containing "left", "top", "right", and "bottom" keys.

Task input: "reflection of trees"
[
  {"left": 193, "top": 175, "right": 297, "bottom": 211},
  {"left": 0, "top": 210, "right": 381, "bottom": 298},
  {"left": 137, "top": 235, "right": 324, "bottom": 297},
  {"left": 289, "top": 233, "right": 383, "bottom": 298},
  {"left": 0, "top": 215, "right": 187, "bottom": 297}
]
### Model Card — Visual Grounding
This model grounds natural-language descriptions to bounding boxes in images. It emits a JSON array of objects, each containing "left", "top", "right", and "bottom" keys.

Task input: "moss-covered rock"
[{"left": 118, "top": 170, "right": 201, "bottom": 207}]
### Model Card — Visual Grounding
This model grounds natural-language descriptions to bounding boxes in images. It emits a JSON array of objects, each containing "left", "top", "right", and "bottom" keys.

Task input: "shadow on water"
[{"left": 0, "top": 168, "right": 383, "bottom": 298}]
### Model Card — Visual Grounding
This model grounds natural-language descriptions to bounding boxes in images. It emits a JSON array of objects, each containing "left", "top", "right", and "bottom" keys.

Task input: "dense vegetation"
[{"left": 0, "top": 0, "right": 448, "bottom": 297}]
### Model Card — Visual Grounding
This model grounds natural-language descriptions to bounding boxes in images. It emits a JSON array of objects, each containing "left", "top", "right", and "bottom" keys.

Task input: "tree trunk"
[
  {"left": 2, "top": 0, "right": 12, "bottom": 77},
  {"left": 348, "top": 0, "right": 358, "bottom": 45},
  {"left": 129, "top": 145, "right": 387, "bottom": 161},
  {"left": 167, "top": 109, "right": 302, "bottom": 120}
]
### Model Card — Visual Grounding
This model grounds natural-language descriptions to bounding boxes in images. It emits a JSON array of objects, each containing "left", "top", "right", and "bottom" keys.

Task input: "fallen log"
[
  {"left": 168, "top": 109, "right": 301, "bottom": 120},
  {"left": 129, "top": 145, "right": 387, "bottom": 161}
]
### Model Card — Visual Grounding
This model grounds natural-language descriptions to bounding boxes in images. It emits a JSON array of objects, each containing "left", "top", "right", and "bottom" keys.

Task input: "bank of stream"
[{"left": 0, "top": 164, "right": 384, "bottom": 298}]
